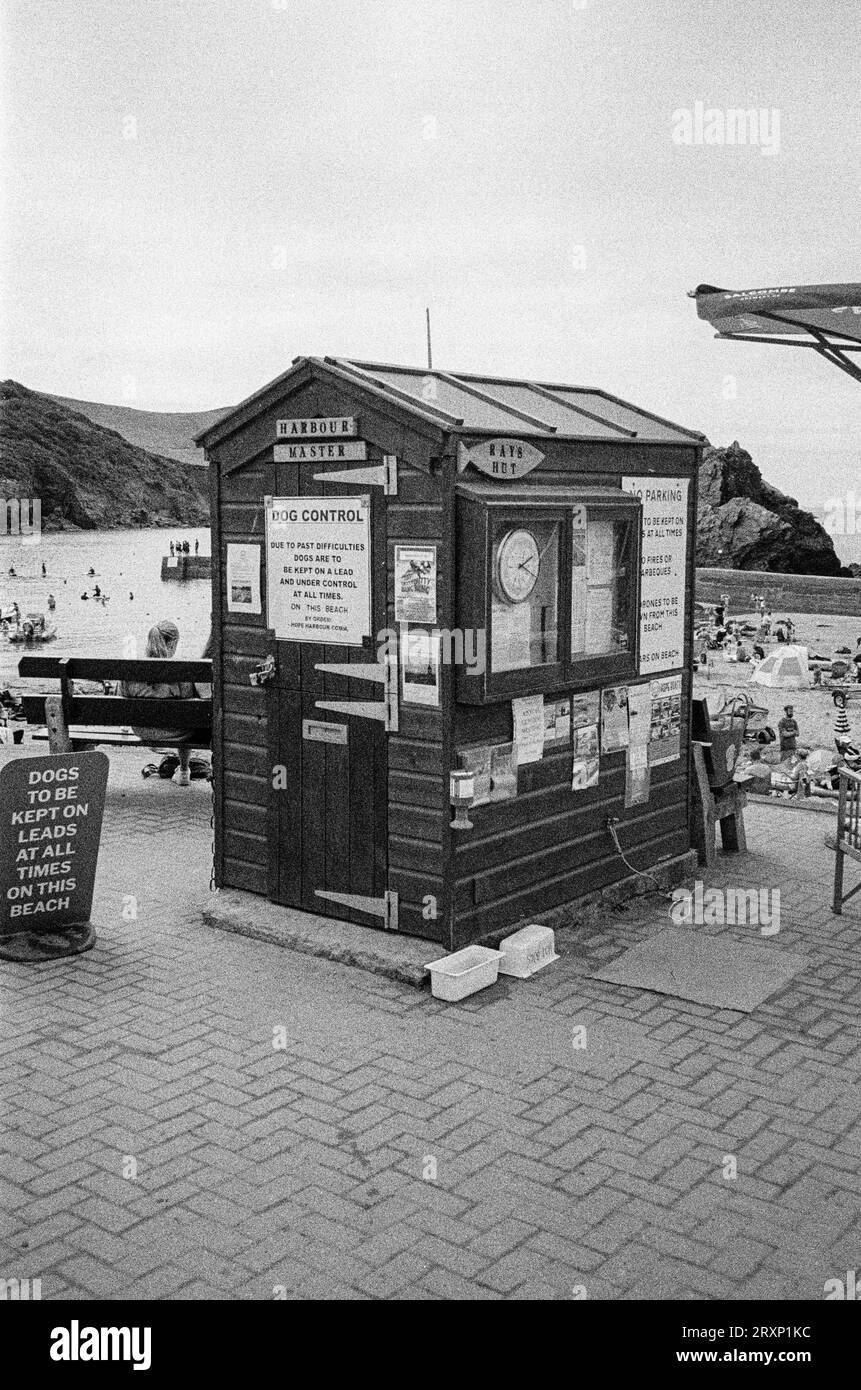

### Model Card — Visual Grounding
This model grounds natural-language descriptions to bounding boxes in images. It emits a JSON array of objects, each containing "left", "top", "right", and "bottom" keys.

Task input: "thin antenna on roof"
[{"left": 426, "top": 308, "right": 433, "bottom": 370}]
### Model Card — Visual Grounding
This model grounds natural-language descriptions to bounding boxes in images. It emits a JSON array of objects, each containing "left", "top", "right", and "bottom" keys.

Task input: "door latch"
[{"left": 249, "top": 654, "right": 276, "bottom": 687}]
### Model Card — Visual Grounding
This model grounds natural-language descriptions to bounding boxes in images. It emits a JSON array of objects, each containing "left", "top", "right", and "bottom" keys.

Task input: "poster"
[
  {"left": 600, "top": 685, "right": 630, "bottom": 752},
  {"left": 625, "top": 683, "right": 652, "bottom": 807},
  {"left": 512, "top": 694, "right": 545, "bottom": 764},
  {"left": 571, "top": 690, "right": 600, "bottom": 730},
  {"left": 571, "top": 517, "right": 587, "bottom": 652},
  {"left": 575, "top": 722, "right": 599, "bottom": 756},
  {"left": 543, "top": 696, "right": 571, "bottom": 746},
  {"left": 459, "top": 746, "right": 492, "bottom": 806},
  {"left": 226, "top": 543, "right": 262, "bottom": 615},
  {"left": 584, "top": 585, "right": 613, "bottom": 654},
  {"left": 649, "top": 674, "right": 683, "bottom": 765},
  {"left": 265, "top": 496, "right": 371, "bottom": 646},
  {"left": 622, "top": 476, "right": 689, "bottom": 674},
  {"left": 572, "top": 756, "right": 599, "bottom": 791},
  {"left": 394, "top": 545, "right": 437, "bottom": 624},
  {"left": 489, "top": 743, "right": 518, "bottom": 801},
  {"left": 400, "top": 626, "right": 441, "bottom": 706}
]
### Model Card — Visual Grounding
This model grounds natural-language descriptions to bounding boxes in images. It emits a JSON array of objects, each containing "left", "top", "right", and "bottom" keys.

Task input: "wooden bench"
[
  {"left": 824, "top": 765, "right": 861, "bottom": 913},
  {"left": 16, "top": 657, "right": 212, "bottom": 770}
]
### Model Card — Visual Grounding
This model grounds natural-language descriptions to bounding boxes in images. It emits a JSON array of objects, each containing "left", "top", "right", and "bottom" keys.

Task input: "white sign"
[
  {"left": 622, "top": 476, "right": 689, "bottom": 674},
  {"left": 512, "top": 693, "right": 545, "bottom": 764},
  {"left": 226, "top": 543, "right": 262, "bottom": 614},
  {"left": 265, "top": 496, "right": 371, "bottom": 646},
  {"left": 275, "top": 441, "right": 368, "bottom": 463},
  {"left": 276, "top": 416, "right": 357, "bottom": 439}
]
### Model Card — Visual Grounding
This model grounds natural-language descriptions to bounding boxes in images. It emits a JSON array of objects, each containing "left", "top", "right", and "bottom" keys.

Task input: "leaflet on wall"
[
  {"left": 394, "top": 545, "right": 437, "bottom": 625},
  {"left": 572, "top": 756, "right": 600, "bottom": 791},
  {"left": 570, "top": 691, "right": 600, "bottom": 730},
  {"left": 226, "top": 543, "right": 262, "bottom": 615},
  {"left": 543, "top": 696, "right": 571, "bottom": 746},
  {"left": 575, "top": 722, "right": 599, "bottom": 757},
  {"left": 400, "top": 626, "right": 441, "bottom": 706},
  {"left": 512, "top": 694, "right": 545, "bottom": 764},
  {"left": 489, "top": 743, "right": 519, "bottom": 801},
  {"left": 649, "top": 673, "right": 683, "bottom": 765},
  {"left": 622, "top": 476, "right": 689, "bottom": 675},
  {"left": 600, "top": 685, "right": 630, "bottom": 752},
  {"left": 492, "top": 596, "right": 532, "bottom": 670},
  {"left": 625, "top": 683, "right": 653, "bottom": 807},
  {"left": 265, "top": 496, "right": 371, "bottom": 645}
]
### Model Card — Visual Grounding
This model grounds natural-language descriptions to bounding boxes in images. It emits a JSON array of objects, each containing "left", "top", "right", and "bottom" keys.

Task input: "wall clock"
[{"left": 494, "top": 528, "right": 540, "bottom": 604}]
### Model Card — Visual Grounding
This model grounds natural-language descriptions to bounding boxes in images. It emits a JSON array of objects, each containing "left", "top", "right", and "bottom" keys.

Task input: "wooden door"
[{"left": 269, "top": 462, "right": 391, "bottom": 930}]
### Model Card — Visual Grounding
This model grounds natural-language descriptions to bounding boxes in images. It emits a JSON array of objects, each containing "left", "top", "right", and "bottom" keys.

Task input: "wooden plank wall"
[{"left": 449, "top": 446, "right": 700, "bottom": 947}]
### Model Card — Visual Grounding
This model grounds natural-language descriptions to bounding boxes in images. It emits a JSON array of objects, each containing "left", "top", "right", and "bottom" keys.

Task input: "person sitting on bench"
[{"left": 121, "top": 619, "right": 207, "bottom": 786}]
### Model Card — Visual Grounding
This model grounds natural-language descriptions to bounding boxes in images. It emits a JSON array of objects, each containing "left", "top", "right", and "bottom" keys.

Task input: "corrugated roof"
[
  {"left": 196, "top": 354, "right": 706, "bottom": 448},
  {"left": 338, "top": 359, "right": 705, "bottom": 443}
]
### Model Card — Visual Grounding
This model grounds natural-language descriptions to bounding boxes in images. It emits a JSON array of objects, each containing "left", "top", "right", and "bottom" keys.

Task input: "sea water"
[{"left": 0, "top": 527, "right": 212, "bottom": 690}]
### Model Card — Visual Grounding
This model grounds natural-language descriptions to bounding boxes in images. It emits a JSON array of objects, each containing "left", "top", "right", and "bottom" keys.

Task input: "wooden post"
[
  {"left": 690, "top": 741, "right": 715, "bottom": 868},
  {"left": 44, "top": 695, "right": 72, "bottom": 754}
]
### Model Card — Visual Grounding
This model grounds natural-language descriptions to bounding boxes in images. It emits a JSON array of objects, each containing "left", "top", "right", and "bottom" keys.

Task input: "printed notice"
[
  {"left": 266, "top": 496, "right": 371, "bottom": 646},
  {"left": 0, "top": 753, "right": 109, "bottom": 940},
  {"left": 512, "top": 693, "right": 545, "bottom": 764},
  {"left": 622, "top": 476, "right": 689, "bottom": 674},
  {"left": 227, "top": 543, "right": 262, "bottom": 614}
]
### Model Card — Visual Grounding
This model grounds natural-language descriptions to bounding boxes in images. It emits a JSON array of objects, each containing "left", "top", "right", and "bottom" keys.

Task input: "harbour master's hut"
[{"left": 196, "top": 357, "right": 706, "bottom": 950}]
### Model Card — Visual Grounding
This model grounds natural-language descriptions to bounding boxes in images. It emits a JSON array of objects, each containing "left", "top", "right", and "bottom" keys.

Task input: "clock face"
[{"left": 494, "top": 528, "right": 540, "bottom": 604}]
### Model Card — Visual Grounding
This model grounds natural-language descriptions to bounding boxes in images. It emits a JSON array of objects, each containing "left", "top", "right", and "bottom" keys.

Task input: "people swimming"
[
  {"left": 8, "top": 566, "right": 16, "bottom": 577},
  {"left": 87, "top": 567, "right": 96, "bottom": 577},
  {"left": 41, "top": 562, "right": 46, "bottom": 577},
  {"left": 47, "top": 594, "right": 56, "bottom": 610}
]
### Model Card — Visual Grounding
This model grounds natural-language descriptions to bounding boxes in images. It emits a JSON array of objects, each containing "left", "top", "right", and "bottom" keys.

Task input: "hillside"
[
  {"left": 696, "top": 440, "right": 844, "bottom": 576},
  {"left": 50, "top": 396, "right": 227, "bottom": 469},
  {"left": 0, "top": 380, "right": 210, "bottom": 531}
]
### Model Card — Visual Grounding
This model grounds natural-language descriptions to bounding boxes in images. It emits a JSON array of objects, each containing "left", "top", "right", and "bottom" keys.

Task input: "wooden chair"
[{"left": 825, "top": 765, "right": 861, "bottom": 913}]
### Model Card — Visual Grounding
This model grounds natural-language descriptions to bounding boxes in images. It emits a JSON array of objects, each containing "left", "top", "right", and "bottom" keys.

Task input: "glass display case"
[{"left": 456, "top": 483, "right": 641, "bottom": 702}]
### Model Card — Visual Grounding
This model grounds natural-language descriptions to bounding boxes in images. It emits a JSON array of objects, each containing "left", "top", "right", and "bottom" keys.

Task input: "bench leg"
[
  {"left": 832, "top": 845, "right": 845, "bottom": 915},
  {"left": 719, "top": 805, "right": 747, "bottom": 854}
]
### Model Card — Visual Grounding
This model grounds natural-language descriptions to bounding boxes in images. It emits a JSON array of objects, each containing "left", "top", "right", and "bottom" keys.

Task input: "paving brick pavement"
[{"left": 1, "top": 745, "right": 859, "bottom": 1300}]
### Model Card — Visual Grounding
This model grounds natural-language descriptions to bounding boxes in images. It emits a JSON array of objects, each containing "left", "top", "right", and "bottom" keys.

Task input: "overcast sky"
[{"left": 2, "top": 0, "right": 859, "bottom": 506}]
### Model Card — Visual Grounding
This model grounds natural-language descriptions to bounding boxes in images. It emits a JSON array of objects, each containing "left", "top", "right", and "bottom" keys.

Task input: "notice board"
[
  {"left": 0, "top": 752, "right": 108, "bottom": 938},
  {"left": 265, "top": 496, "right": 372, "bottom": 646},
  {"left": 622, "top": 476, "right": 689, "bottom": 674}
]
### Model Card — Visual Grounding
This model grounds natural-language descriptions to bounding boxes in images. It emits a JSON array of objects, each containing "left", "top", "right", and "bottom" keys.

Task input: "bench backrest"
[
  {"left": 17, "top": 657, "right": 213, "bottom": 732},
  {"left": 18, "top": 657, "right": 212, "bottom": 683}
]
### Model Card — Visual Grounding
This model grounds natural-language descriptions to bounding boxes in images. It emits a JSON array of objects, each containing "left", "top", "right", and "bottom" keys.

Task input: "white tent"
[{"left": 750, "top": 644, "right": 810, "bottom": 690}]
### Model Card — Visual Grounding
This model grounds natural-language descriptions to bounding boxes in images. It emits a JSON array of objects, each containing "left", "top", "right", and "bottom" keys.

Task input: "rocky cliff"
[
  {"left": 0, "top": 381, "right": 210, "bottom": 531},
  {"left": 696, "top": 440, "right": 843, "bottom": 576}
]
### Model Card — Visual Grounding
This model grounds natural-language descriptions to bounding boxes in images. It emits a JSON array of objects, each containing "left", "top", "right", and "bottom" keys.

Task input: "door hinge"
[
  {"left": 314, "top": 658, "right": 399, "bottom": 731},
  {"left": 312, "top": 454, "right": 397, "bottom": 495},
  {"left": 314, "top": 888, "right": 399, "bottom": 931}
]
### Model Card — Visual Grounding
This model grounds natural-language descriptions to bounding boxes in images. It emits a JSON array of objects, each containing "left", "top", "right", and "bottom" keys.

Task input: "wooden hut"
[{"left": 196, "top": 357, "right": 705, "bottom": 949}]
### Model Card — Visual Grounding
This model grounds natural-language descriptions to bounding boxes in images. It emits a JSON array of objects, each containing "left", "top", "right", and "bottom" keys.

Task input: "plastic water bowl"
[
  {"left": 498, "top": 924, "right": 559, "bottom": 979},
  {"left": 426, "top": 945, "right": 503, "bottom": 1002}
]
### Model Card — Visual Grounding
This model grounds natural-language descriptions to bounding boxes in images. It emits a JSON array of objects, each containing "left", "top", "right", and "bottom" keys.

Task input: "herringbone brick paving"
[{"left": 1, "top": 748, "right": 859, "bottom": 1299}]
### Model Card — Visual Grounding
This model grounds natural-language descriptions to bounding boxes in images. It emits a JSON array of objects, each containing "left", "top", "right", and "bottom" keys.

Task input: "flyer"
[
  {"left": 575, "top": 722, "right": 599, "bottom": 757},
  {"left": 570, "top": 690, "right": 600, "bottom": 730},
  {"left": 600, "top": 685, "right": 630, "bottom": 752},
  {"left": 572, "top": 756, "right": 599, "bottom": 791},
  {"left": 226, "top": 543, "right": 262, "bottom": 615},
  {"left": 489, "top": 743, "right": 518, "bottom": 801},
  {"left": 394, "top": 545, "right": 437, "bottom": 624},
  {"left": 625, "top": 682, "right": 652, "bottom": 806},
  {"left": 544, "top": 696, "right": 571, "bottom": 746},
  {"left": 265, "top": 496, "right": 371, "bottom": 645},
  {"left": 512, "top": 693, "right": 545, "bottom": 764},
  {"left": 649, "top": 674, "right": 683, "bottom": 765},
  {"left": 400, "top": 626, "right": 441, "bottom": 706}
]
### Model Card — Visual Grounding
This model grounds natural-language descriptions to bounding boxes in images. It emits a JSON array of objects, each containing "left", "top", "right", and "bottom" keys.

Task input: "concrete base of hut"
[{"left": 202, "top": 848, "right": 698, "bottom": 989}]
